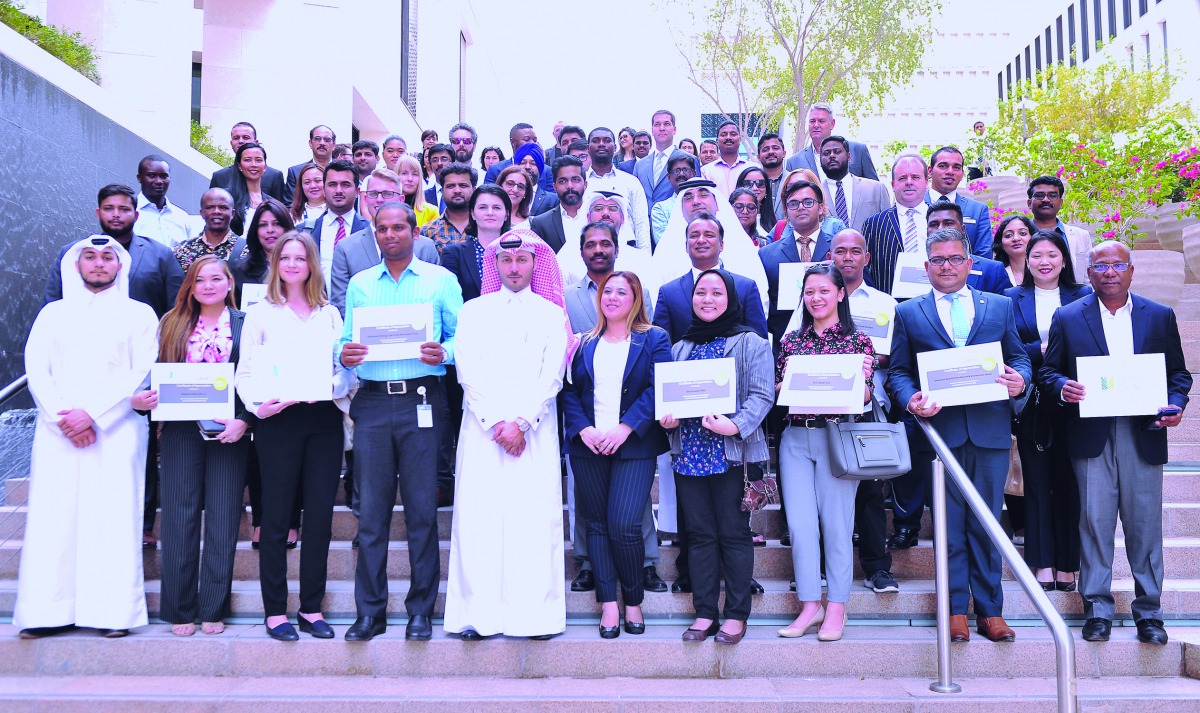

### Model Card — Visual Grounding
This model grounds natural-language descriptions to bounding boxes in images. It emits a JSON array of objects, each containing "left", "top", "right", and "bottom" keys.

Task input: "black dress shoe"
[
  {"left": 406, "top": 614, "right": 433, "bottom": 641},
  {"left": 529, "top": 633, "right": 559, "bottom": 640},
  {"left": 298, "top": 617, "right": 335, "bottom": 639},
  {"left": 887, "top": 527, "right": 919, "bottom": 550},
  {"left": 623, "top": 620, "right": 645, "bottom": 635},
  {"left": 750, "top": 578, "right": 765, "bottom": 595},
  {"left": 436, "top": 486, "right": 455, "bottom": 509},
  {"left": 571, "top": 569, "right": 595, "bottom": 592},
  {"left": 779, "top": 532, "right": 791, "bottom": 547},
  {"left": 1054, "top": 578, "right": 1077, "bottom": 592},
  {"left": 18, "top": 625, "right": 74, "bottom": 640},
  {"left": 671, "top": 577, "right": 692, "bottom": 594},
  {"left": 1038, "top": 580, "right": 1055, "bottom": 592},
  {"left": 99, "top": 629, "right": 129, "bottom": 639},
  {"left": 264, "top": 619, "right": 298, "bottom": 642},
  {"left": 1082, "top": 617, "right": 1111, "bottom": 642},
  {"left": 1136, "top": 618, "right": 1168, "bottom": 645},
  {"left": 345, "top": 616, "right": 387, "bottom": 641},
  {"left": 460, "top": 628, "right": 483, "bottom": 641},
  {"left": 644, "top": 566, "right": 668, "bottom": 593},
  {"left": 599, "top": 624, "right": 620, "bottom": 639}
]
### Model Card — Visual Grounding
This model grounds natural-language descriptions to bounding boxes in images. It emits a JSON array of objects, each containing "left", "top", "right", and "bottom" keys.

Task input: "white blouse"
[
  {"left": 592, "top": 337, "right": 631, "bottom": 433},
  {"left": 1033, "top": 286, "right": 1061, "bottom": 346}
]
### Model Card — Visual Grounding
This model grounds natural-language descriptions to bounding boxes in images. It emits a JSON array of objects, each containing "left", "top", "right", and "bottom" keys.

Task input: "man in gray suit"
[
  {"left": 784, "top": 103, "right": 878, "bottom": 181},
  {"left": 819, "top": 135, "right": 891, "bottom": 231},
  {"left": 633, "top": 110, "right": 697, "bottom": 216}
]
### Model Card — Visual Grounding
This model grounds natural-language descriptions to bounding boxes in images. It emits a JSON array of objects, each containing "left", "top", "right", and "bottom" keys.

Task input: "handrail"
[
  {"left": 0, "top": 375, "right": 28, "bottom": 404},
  {"left": 916, "top": 416, "right": 1078, "bottom": 713}
]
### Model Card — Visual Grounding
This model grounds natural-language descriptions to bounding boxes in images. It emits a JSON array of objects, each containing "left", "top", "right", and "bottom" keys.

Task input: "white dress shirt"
[
  {"left": 558, "top": 206, "right": 589, "bottom": 253},
  {"left": 592, "top": 336, "right": 631, "bottom": 432},
  {"left": 135, "top": 193, "right": 194, "bottom": 247},
  {"left": 927, "top": 189, "right": 959, "bottom": 204},
  {"left": 319, "top": 209, "right": 357, "bottom": 292},
  {"left": 1033, "top": 286, "right": 1060, "bottom": 345},
  {"left": 586, "top": 165, "right": 651, "bottom": 251},
  {"left": 1097, "top": 292, "right": 1134, "bottom": 356},
  {"left": 896, "top": 202, "right": 930, "bottom": 255},
  {"left": 932, "top": 284, "right": 975, "bottom": 343},
  {"left": 824, "top": 174, "right": 856, "bottom": 224}
]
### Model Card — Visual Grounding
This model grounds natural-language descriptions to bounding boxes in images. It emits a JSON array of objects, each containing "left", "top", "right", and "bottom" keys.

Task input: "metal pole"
[{"left": 929, "top": 457, "right": 961, "bottom": 694}]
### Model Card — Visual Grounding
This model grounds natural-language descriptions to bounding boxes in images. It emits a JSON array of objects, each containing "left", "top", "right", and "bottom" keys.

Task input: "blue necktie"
[{"left": 946, "top": 293, "right": 970, "bottom": 347}]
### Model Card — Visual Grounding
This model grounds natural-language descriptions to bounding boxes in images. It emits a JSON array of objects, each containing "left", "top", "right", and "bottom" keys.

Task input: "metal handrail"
[
  {"left": 0, "top": 375, "right": 28, "bottom": 404},
  {"left": 916, "top": 416, "right": 1078, "bottom": 713}
]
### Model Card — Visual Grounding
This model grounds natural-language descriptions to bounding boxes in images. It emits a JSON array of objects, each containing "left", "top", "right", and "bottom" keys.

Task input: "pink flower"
[
  {"left": 1131, "top": 156, "right": 1141, "bottom": 163},
  {"left": 1101, "top": 230, "right": 1116, "bottom": 238}
]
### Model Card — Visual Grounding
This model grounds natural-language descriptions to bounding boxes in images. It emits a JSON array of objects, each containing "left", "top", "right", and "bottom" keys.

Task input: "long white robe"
[
  {"left": 444, "top": 287, "right": 569, "bottom": 636},
  {"left": 15, "top": 263, "right": 159, "bottom": 630}
]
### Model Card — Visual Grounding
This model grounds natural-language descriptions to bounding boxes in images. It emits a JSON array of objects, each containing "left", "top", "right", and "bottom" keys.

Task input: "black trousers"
[
  {"left": 675, "top": 466, "right": 753, "bottom": 621},
  {"left": 1018, "top": 417, "right": 1080, "bottom": 571},
  {"left": 142, "top": 421, "right": 159, "bottom": 532},
  {"left": 158, "top": 422, "right": 249, "bottom": 624},
  {"left": 438, "top": 366, "right": 463, "bottom": 492},
  {"left": 254, "top": 402, "right": 343, "bottom": 616},
  {"left": 572, "top": 454, "right": 656, "bottom": 606},
  {"left": 855, "top": 478, "right": 892, "bottom": 574},
  {"left": 245, "top": 445, "right": 301, "bottom": 530},
  {"left": 351, "top": 378, "right": 443, "bottom": 618}
]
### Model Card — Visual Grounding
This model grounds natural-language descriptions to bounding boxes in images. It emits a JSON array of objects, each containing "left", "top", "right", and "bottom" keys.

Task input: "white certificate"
[
  {"left": 240, "top": 283, "right": 267, "bottom": 311},
  {"left": 655, "top": 357, "right": 737, "bottom": 420},
  {"left": 891, "top": 252, "right": 932, "bottom": 299},
  {"left": 250, "top": 340, "right": 332, "bottom": 403},
  {"left": 150, "top": 363, "right": 235, "bottom": 421},
  {"left": 851, "top": 302, "right": 895, "bottom": 356},
  {"left": 917, "top": 341, "right": 1007, "bottom": 407},
  {"left": 776, "top": 262, "right": 820, "bottom": 312},
  {"left": 1076, "top": 353, "right": 1168, "bottom": 418},
  {"left": 353, "top": 303, "right": 433, "bottom": 362},
  {"left": 778, "top": 354, "right": 866, "bottom": 415}
]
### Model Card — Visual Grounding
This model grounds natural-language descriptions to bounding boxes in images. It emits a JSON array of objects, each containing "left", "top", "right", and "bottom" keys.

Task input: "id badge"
[{"left": 417, "top": 404, "right": 433, "bottom": 428}]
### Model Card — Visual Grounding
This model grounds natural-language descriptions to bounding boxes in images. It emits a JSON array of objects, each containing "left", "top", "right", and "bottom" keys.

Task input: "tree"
[{"left": 662, "top": 0, "right": 938, "bottom": 152}]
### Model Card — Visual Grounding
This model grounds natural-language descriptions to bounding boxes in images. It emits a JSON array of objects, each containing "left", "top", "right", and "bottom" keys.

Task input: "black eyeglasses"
[
  {"left": 669, "top": 168, "right": 694, "bottom": 177},
  {"left": 928, "top": 256, "right": 968, "bottom": 267},
  {"left": 741, "top": 179, "right": 766, "bottom": 188},
  {"left": 731, "top": 204, "right": 759, "bottom": 214},
  {"left": 1031, "top": 191, "right": 1061, "bottom": 200},
  {"left": 1088, "top": 262, "right": 1130, "bottom": 273},
  {"left": 364, "top": 190, "right": 401, "bottom": 200},
  {"left": 786, "top": 198, "right": 818, "bottom": 210}
]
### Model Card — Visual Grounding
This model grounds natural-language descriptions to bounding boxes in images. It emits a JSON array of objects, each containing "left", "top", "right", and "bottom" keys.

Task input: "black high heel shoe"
[
  {"left": 599, "top": 623, "right": 620, "bottom": 639},
  {"left": 1055, "top": 576, "right": 1077, "bottom": 592},
  {"left": 624, "top": 619, "right": 645, "bottom": 635}
]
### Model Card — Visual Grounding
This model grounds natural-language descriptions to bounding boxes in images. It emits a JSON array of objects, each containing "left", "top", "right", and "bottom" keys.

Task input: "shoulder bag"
[{"left": 826, "top": 394, "right": 911, "bottom": 480}]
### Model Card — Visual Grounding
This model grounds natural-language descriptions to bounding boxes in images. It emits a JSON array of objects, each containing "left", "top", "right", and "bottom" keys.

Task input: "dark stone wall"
[{"left": 0, "top": 52, "right": 210, "bottom": 387}]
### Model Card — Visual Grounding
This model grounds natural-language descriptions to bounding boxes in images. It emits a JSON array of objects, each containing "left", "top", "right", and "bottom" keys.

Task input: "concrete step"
[
  {"left": 7, "top": 577, "right": 1200, "bottom": 622},
  {"left": 0, "top": 623, "right": 1193, "bottom": 680},
  {"left": 0, "top": 674, "right": 1198, "bottom": 711}
]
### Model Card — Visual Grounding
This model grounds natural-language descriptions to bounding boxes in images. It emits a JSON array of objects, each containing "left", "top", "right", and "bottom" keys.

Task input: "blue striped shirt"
[{"left": 339, "top": 257, "right": 463, "bottom": 381}]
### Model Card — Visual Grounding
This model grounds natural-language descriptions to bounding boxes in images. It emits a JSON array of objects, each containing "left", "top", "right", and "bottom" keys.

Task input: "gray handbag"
[{"left": 825, "top": 394, "right": 910, "bottom": 480}]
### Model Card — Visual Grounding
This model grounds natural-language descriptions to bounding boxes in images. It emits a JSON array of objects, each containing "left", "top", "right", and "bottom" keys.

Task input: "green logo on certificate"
[
  {"left": 1100, "top": 376, "right": 1114, "bottom": 390},
  {"left": 981, "top": 357, "right": 997, "bottom": 372},
  {"left": 875, "top": 313, "right": 889, "bottom": 326},
  {"left": 713, "top": 371, "right": 730, "bottom": 386},
  {"left": 213, "top": 378, "right": 228, "bottom": 391}
]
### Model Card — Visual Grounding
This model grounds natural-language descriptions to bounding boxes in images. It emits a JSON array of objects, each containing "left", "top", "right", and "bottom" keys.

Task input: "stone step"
[
  {"left": 6, "top": 577, "right": 1200, "bottom": 622},
  {"left": 0, "top": 623, "right": 1192, "bottom": 680},
  {"left": 0, "top": 674, "right": 1197, "bottom": 711}
]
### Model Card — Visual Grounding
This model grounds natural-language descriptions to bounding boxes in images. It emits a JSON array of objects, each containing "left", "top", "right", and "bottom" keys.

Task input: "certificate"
[
  {"left": 917, "top": 341, "right": 1007, "bottom": 407},
  {"left": 778, "top": 354, "right": 866, "bottom": 415},
  {"left": 150, "top": 363, "right": 235, "bottom": 421},
  {"left": 1076, "top": 353, "right": 1168, "bottom": 418},
  {"left": 353, "top": 303, "right": 433, "bottom": 362},
  {"left": 240, "top": 283, "right": 267, "bottom": 311},
  {"left": 851, "top": 302, "right": 895, "bottom": 356},
  {"left": 655, "top": 357, "right": 737, "bottom": 419},
  {"left": 776, "top": 262, "right": 821, "bottom": 312},
  {"left": 250, "top": 340, "right": 332, "bottom": 403},
  {"left": 891, "top": 252, "right": 932, "bottom": 299}
]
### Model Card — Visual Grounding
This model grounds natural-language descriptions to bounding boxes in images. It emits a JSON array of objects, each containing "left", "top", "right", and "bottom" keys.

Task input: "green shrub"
[
  {"left": 191, "top": 120, "right": 233, "bottom": 166},
  {"left": 0, "top": 0, "right": 100, "bottom": 83}
]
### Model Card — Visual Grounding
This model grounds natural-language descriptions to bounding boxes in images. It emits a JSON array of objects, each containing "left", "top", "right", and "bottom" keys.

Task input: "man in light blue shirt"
[{"left": 338, "top": 201, "right": 463, "bottom": 643}]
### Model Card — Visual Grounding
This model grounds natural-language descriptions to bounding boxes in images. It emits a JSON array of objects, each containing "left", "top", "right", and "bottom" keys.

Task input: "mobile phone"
[
  {"left": 1145, "top": 406, "right": 1182, "bottom": 431},
  {"left": 197, "top": 420, "right": 226, "bottom": 439}
]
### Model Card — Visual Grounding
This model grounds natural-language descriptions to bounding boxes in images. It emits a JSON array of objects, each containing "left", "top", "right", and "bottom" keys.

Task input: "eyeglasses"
[
  {"left": 1088, "top": 262, "right": 1130, "bottom": 273},
  {"left": 928, "top": 256, "right": 968, "bottom": 267},
  {"left": 364, "top": 190, "right": 401, "bottom": 200},
  {"left": 669, "top": 168, "right": 694, "bottom": 177},
  {"left": 1031, "top": 191, "right": 1061, "bottom": 200},
  {"left": 741, "top": 179, "right": 766, "bottom": 188},
  {"left": 786, "top": 198, "right": 818, "bottom": 210},
  {"left": 450, "top": 138, "right": 474, "bottom": 146},
  {"left": 731, "top": 203, "right": 759, "bottom": 214},
  {"left": 501, "top": 181, "right": 527, "bottom": 192}
]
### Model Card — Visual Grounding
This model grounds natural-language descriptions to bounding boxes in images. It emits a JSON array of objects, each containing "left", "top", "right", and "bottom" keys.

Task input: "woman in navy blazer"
[
  {"left": 562, "top": 271, "right": 672, "bottom": 639},
  {"left": 1003, "top": 229, "right": 1092, "bottom": 592}
]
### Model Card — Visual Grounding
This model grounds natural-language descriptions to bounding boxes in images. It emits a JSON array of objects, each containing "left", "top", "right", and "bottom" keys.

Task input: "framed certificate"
[
  {"left": 353, "top": 303, "right": 434, "bottom": 362},
  {"left": 917, "top": 341, "right": 1007, "bottom": 407},
  {"left": 655, "top": 357, "right": 738, "bottom": 420},
  {"left": 778, "top": 354, "right": 866, "bottom": 414},
  {"left": 1076, "top": 353, "right": 1168, "bottom": 418},
  {"left": 240, "top": 283, "right": 267, "bottom": 311},
  {"left": 852, "top": 302, "right": 895, "bottom": 356},
  {"left": 249, "top": 340, "right": 332, "bottom": 403},
  {"left": 776, "top": 262, "right": 821, "bottom": 312},
  {"left": 150, "top": 363, "right": 235, "bottom": 421},
  {"left": 891, "top": 252, "right": 932, "bottom": 299}
]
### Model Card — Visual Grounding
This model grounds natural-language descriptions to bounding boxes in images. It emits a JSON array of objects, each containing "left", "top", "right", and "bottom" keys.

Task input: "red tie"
[{"left": 334, "top": 216, "right": 347, "bottom": 245}]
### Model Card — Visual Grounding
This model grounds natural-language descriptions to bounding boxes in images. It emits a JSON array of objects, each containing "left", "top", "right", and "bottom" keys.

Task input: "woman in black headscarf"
[{"left": 658, "top": 269, "right": 773, "bottom": 645}]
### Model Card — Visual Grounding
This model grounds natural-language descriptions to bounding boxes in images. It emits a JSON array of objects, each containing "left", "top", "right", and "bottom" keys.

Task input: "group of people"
[{"left": 13, "top": 104, "right": 1189, "bottom": 650}]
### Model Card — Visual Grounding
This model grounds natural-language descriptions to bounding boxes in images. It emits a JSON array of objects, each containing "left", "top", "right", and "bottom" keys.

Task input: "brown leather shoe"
[
  {"left": 949, "top": 614, "right": 970, "bottom": 642},
  {"left": 977, "top": 616, "right": 1016, "bottom": 642}
]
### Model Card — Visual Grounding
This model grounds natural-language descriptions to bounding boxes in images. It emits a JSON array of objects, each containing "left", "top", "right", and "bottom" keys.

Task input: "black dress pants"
[
  {"left": 675, "top": 466, "right": 753, "bottom": 621},
  {"left": 572, "top": 454, "right": 656, "bottom": 606},
  {"left": 855, "top": 478, "right": 892, "bottom": 574}
]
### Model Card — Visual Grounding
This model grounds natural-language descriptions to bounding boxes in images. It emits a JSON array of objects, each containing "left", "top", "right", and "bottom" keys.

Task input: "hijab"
[{"left": 681, "top": 268, "right": 756, "bottom": 344}]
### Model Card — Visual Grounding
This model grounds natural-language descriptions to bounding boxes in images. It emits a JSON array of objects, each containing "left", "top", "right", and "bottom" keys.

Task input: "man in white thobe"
[
  {"left": 445, "top": 229, "right": 572, "bottom": 639},
  {"left": 15, "top": 235, "right": 159, "bottom": 638}
]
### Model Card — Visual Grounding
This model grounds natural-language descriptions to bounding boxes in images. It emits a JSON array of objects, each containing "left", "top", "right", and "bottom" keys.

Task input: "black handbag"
[{"left": 825, "top": 394, "right": 911, "bottom": 480}]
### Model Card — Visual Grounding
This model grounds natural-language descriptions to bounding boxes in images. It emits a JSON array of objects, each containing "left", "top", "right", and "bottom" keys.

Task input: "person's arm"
[
  {"left": 42, "top": 251, "right": 64, "bottom": 306},
  {"left": 1038, "top": 310, "right": 1073, "bottom": 402},
  {"left": 437, "top": 274, "right": 463, "bottom": 366},
  {"left": 886, "top": 307, "right": 921, "bottom": 411},
  {"left": 620, "top": 329, "right": 672, "bottom": 438},
  {"left": 1164, "top": 309, "right": 1192, "bottom": 411},
  {"left": 650, "top": 201, "right": 669, "bottom": 248},
  {"left": 972, "top": 204, "right": 994, "bottom": 258},
  {"left": 163, "top": 251, "right": 185, "bottom": 312},
  {"left": 89, "top": 307, "right": 160, "bottom": 432},
  {"left": 743, "top": 282, "right": 769, "bottom": 339},
  {"left": 559, "top": 350, "right": 592, "bottom": 441},
  {"left": 626, "top": 181, "right": 651, "bottom": 251},
  {"left": 727, "top": 335, "right": 775, "bottom": 439},
  {"left": 857, "top": 145, "right": 880, "bottom": 181},
  {"left": 330, "top": 244, "right": 351, "bottom": 318}
]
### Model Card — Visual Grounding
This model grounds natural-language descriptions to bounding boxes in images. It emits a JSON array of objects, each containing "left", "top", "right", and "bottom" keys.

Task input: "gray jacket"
[{"left": 665, "top": 331, "right": 774, "bottom": 465}]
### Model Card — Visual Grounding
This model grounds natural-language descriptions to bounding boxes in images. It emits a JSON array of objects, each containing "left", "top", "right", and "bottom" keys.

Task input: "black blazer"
[
  {"left": 441, "top": 237, "right": 484, "bottom": 302},
  {"left": 1003, "top": 282, "right": 1092, "bottom": 373},
  {"left": 560, "top": 328, "right": 672, "bottom": 460},
  {"left": 529, "top": 209, "right": 567, "bottom": 252},
  {"left": 211, "top": 165, "right": 286, "bottom": 196},
  {"left": 1039, "top": 293, "right": 1191, "bottom": 465}
]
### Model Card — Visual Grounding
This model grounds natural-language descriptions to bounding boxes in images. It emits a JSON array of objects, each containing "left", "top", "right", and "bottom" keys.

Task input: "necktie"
[
  {"left": 334, "top": 216, "right": 346, "bottom": 245},
  {"left": 653, "top": 151, "right": 666, "bottom": 184},
  {"left": 903, "top": 208, "right": 920, "bottom": 253},
  {"left": 834, "top": 181, "right": 849, "bottom": 223},
  {"left": 946, "top": 293, "right": 970, "bottom": 347},
  {"left": 797, "top": 236, "right": 813, "bottom": 262}
]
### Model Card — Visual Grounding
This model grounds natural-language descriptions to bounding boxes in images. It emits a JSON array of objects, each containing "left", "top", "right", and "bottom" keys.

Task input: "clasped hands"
[
  {"left": 492, "top": 421, "right": 527, "bottom": 457},
  {"left": 580, "top": 424, "right": 633, "bottom": 456}
]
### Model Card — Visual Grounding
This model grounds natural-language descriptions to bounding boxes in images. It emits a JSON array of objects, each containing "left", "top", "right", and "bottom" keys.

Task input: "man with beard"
[
  {"left": 172, "top": 188, "right": 238, "bottom": 271},
  {"left": 650, "top": 150, "right": 698, "bottom": 247},
  {"left": 785, "top": 103, "right": 879, "bottom": 181},
  {"left": 757, "top": 133, "right": 788, "bottom": 221},
  {"left": 351, "top": 140, "right": 380, "bottom": 187},
  {"left": 422, "top": 143, "right": 455, "bottom": 209},
  {"left": 530, "top": 156, "right": 588, "bottom": 252},
  {"left": 820, "top": 136, "right": 890, "bottom": 232},
  {"left": 559, "top": 190, "right": 657, "bottom": 295},
  {"left": 700, "top": 120, "right": 757, "bottom": 199},
  {"left": 1028, "top": 175, "right": 1092, "bottom": 276},
  {"left": 449, "top": 123, "right": 479, "bottom": 167},
  {"left": 284, "top": 125, "right": 336, "bottom": 204},
  {"left": 584, "top": 128, "right": 651, "bottom": 251},
  {"left": 926, "top": 146, "right": 992, "bottom": 257},
  {"left": 133, "top": 155, "right": 193, "bottom": 248},
  {"left": 420, "top": 163, "right": 477, "bottom": 254},
  {"left": 297, "top": 159, "right": 369, "bottom": 289}
]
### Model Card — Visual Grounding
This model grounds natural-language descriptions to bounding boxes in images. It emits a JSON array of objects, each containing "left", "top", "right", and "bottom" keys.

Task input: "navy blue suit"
[
  {"left": 652, "top": 271, "right": 768, "bottom": 343},
  {"left": 423, "top": 185, "right": 441, "bottom": 212},
  {"left": 297, "top": 211, "right": 370, "bottom": 248},
  {"left": 440, "top": 237, "right": 483, "bottom": 303},
  {"left": 757, "top": 225, "right": 835, "bottom": 346},
  {"left": 926, "top": 192, "right": 993, "bottom": 258},
  {"left": 888, "top": 287, "right": 1032, "bottom": 616}
]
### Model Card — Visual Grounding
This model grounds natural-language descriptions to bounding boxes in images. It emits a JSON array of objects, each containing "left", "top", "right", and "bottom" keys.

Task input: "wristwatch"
[{"left": 515, "top": 417, "right": 531, "bottom": 432}]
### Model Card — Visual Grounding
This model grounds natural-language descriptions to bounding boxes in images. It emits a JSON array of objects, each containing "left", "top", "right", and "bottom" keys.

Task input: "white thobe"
[
  {"left": 444, "top": 286, "right": 569, "bottom": 636},
  {"left": 14, "top": 287, "right": 158, "bottom": 630}
]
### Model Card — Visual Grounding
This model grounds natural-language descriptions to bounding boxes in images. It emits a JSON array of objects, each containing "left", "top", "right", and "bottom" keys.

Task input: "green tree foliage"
[
  {"left": 191, "top": 120, "right": 233, "bottom": 166},
  {"left": 0, "top": 0, "right": 100, "bottom": 83}
]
